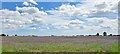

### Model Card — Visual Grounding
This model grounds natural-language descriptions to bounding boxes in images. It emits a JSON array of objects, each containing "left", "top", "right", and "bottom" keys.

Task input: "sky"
[{"left": 0, "top": 0, "right": 119, "bottom": 36}]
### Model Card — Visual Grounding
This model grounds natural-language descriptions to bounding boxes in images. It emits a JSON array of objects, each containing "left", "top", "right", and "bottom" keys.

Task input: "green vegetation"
[
  {"left": 2, "top": 43, "right": 119, "bottom": 52},
  {"left": 108, "top": 43, "right": 119, "bottom": 52},
  {"left": 2, "top": 36, "right": 119, "bottom": 52},
  {"left": 0, "top": 45, "right": 2, "bottom": 53},
  {"left": 0, "top": 46, "right": 2, "bottom": 54}
]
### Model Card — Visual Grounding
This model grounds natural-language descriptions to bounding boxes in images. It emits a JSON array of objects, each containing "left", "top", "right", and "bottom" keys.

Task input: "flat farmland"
[{"left": 1, "top": 36, "right": 119, "bottom": 52}]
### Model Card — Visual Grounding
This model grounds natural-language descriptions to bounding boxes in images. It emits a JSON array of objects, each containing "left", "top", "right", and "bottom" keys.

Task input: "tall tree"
[
  {"left": 96, "top": 33, "right": 99, "bottom": 36},
  {"left": 103, "top": 32, "right": 107, "bottom": 36}
]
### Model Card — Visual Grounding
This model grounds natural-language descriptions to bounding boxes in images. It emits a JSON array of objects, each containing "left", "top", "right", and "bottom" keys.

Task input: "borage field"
[{"left": 1, "top": 36, "right": 119, "bottom": 52}]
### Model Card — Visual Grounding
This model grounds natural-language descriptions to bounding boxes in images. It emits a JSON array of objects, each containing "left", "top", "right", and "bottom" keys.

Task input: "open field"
[
  {"left": 1, "top": 36, "right": 119, "bottom": 52},
  {"left": 0, "top": 36, "right": 2, "bottom": 53}
]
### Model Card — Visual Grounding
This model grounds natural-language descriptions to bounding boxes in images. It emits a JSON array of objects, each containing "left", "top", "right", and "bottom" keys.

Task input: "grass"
[
  {"left": 0, "top": 45, "right": 2, "bottom": 53},
  {"left": 2, "top": 43, "right": 119, "bottom": 52},
  {"left": 0, "top": 36, "right": 2, "bottom": 53},
  {"left": 2, "top": 36, "right": 119, "bottom": 52},
  {"left": 108, "top": 43, "right": 119, "bottom": 52}
]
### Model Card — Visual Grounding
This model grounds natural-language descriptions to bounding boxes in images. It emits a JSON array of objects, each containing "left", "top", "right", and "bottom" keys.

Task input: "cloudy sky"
[{"left": 0, "top": 0, "right": 119, "bottom": 36}]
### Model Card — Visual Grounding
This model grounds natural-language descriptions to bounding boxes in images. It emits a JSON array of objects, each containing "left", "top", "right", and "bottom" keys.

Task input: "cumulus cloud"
[
  {"left": 47, "top": 4, "right": 78, "bottom": 17},
  {"left": 1, "top": 0, "right": 118, "bottom": 35},
  {"left": 1, "top": 9, "right": 31, "bottom": 29},
  {"left": 87, "top": 17, "right": 108, "bottom": 23},
  {"left": 29, "top": 0, "right": 38, "bottom": 5},
  {"left": 22, "top": 0, "right": 38, "bottom": 6},
  {"left": 69, "top": 19, "right": 84, "bottom": 24},
  {"left": 23, "top": 1, "right": 29, "bottom": 6},
  {"left": 86, "top": 17, "right": 118, "bottom": 30},
  {"left": 0, "top": 7, "right": 47, "bottom": 30},
  {"left": 84, "top": 0, "right": 119, "bottom": 3},
  {"left": 16, "top": 6, "right": 47, "bottom": 16},
  {"left": 16, "top": 7, "right": 39, "bottom": 14},
  {"left": 31, "top": 27, "right": 37, "bottom": 30},
  {"left": 48, "top": 1, "right": 118, "bottom": 18},
  {"left": 95, "top": 2, "right": 107, "bottom": 9},
  {"left": 100, "top": 19, "right": 118, "bottom": 30},
  {"left": 90, "top": 2, "right": 117, "bottom": 17}
]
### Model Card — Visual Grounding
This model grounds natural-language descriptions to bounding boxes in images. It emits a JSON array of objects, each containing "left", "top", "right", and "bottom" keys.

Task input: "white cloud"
[
  {"left": 23, "top": 1, "right": 29, "bottom": 6},
  {"left": 87, "top": 17, "right": 108, "bottom": 23},
  {"left": 16, "top": 7, "right": 39, "bottom": 14},
  {"left": 22, "top": 0, "right": 38, "bottom": 6},
  {"left": 47, "top": 1, "right": 118, "bottom": 19},
  {"left": 86, "top": 17, "right": 118, "bottom": 30},
  {"left": 16, "top": 6, "right": 47, "bottom": 16},
  {"left": 89, "top": 2, "right": 118, "bottom": 17},
  {"left": 0, "top": 9, "right": 32, "bottom": 29},
  {"left": 1, "top": 0, "right": 118, "bottom": 35},
  {"left": 29, "top": 0, "right": 38, "bottom": 5},
  {"left": 0, "top": 7, "right": 47, "bottom": 30},
  {"left": 84, "top": 0, "right": 119, "bottom": 2},
  {"left": 31, "top": 27, "right": 37, "bottom": 30},
  {"left": 95, "top": 2, "right": 107, "bottom": 9},
  {"left": 47, "top": 4, "right": 78, "bottom": 17},
  {"left": 84, "top": 25, "right": 102, "bottom": 30},
  {"left": 69, "top": 19, "right": 84, "bottom": 24},
  {"left": 53, "top": 24, "right": 70, "bottom": 30},
  {"left": 50, "top": 19, "right": 85, "bottom": 30},
  {"left": 100, "top": 19, "right": 118, "bottom": 30}
]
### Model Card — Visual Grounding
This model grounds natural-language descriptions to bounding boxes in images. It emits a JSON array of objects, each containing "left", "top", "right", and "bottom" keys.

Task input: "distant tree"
[
  {"left": 109, "top": 34, "right": 112, "bottom": 36},
  {"left": 32, "top": 35, "right": 35, "bottom": 37},
  {"left": 15, "top": 34, "right": 17, "bottom": 36},
  {"left": 51, "top": 35, "right": 54, "bottom": 36},
  {"left": 117, "top": 35, "right": 120, "bottom": 36},
  {"left": 89, "top": 35, "right": 91, "bottom": 36},
  {"left": 7, "top": 35, "right": 9, "bottom": 36},
  {"left": 72, "top": 35, "right": 75, "bottom": 36},
  {"left": 1, "top": 34, "right": 6, "bottom": 36},
  {"left": 96, "top": 33, "right": 99, "bottom": 36},
  {"left": 103, "top": 32, "right": 107, "bottom": 36},
  {"left": 76, "top": 35, "right": 80, "bottom": 36},
  {"left": 80, "top": 35, "right": 84, "bottom": 36}
]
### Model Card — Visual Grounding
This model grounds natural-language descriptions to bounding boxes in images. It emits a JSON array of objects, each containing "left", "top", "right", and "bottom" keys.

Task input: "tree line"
[{"left": 0, "top": 32, "right": 120, "bottom": 36}]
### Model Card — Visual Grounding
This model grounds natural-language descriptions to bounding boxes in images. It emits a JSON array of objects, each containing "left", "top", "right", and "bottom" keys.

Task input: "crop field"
[{"left": 1, "top": 36, "right": 119, "bottom": 52}]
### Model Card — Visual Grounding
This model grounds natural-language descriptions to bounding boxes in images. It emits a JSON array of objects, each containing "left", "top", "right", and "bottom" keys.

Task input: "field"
[{"left": 1, "top": 36, "right": 119, "bottom": 52}]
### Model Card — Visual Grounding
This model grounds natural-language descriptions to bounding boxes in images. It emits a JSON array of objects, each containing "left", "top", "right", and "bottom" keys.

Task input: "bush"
[{"left": 1, "top": 34, "right": 6, "bottom": 36}]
